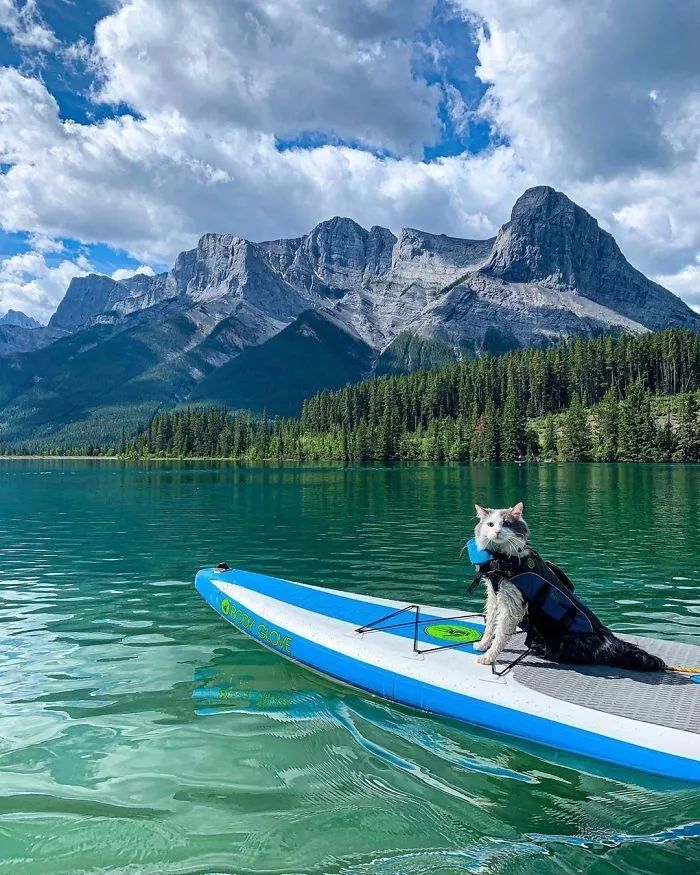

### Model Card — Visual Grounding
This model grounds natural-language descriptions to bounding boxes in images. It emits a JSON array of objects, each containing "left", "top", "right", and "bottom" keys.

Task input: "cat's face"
[{"left": 474, "top": 502, "right": 529, "bottom": 556}]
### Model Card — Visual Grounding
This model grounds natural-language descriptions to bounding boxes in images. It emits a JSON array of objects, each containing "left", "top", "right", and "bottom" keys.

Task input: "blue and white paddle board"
[{"left": 195, "top": 566, "right": 700, "bottom": 783}]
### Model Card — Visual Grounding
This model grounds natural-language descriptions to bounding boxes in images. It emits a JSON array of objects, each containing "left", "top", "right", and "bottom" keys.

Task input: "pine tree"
[
  {"left": 500, "top": 390, "right": 526, "bottom": 461},
  {"left": 674, "top": 392, "right": 699, "bottom": 461},
  {"left": 559, "top": 395, "right": 590, "bottom": 461},
  {"left": 593, "top": 388, "right": 619, "bottom": 461},
  {"left": 541, "top": 415, "right": 557, "bottom": 461},
  {"left": 525, "top": 427, "right": 540, "bottom": 461},
  {"left": 481, "top": 401, "right": 499, "bottom": 462},
  {"left": 656, "top": 415, "right": 675, "bottom": 461},
  {"left": 618, "top": 381, "right": 657, "bottom": 462}
]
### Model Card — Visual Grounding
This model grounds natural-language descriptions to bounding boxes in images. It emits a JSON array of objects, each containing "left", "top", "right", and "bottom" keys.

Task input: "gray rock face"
[
  {"left": 50, "top": 275, "right": 125, "bottom": 330},
  {"left": 43, "top": 185, "right": 699, "bottom": 362},
  {"left": 483, "top": 186, "right": 694, "bottom": 331},
  {"left": 0, "top": 309, "right": 42, "bottom": 329},
  {"left": 0, "top": 324, "right": 66, "bottom": 353}
]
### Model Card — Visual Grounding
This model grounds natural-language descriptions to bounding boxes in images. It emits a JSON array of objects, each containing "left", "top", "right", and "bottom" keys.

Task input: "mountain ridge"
[
  {"left": 46, "top": 186, "right": 698, "bottom": 348},
  {"left": 0, "top": 309, "right": 42, "bottom": 329},
  {"left": 1, "top": 185, "right": 698, "bottom": 446}
]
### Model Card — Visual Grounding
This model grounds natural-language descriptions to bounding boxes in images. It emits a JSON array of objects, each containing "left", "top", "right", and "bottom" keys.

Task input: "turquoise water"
[{"left": 0, "top": 461, "right": 699, "bottom": 874}]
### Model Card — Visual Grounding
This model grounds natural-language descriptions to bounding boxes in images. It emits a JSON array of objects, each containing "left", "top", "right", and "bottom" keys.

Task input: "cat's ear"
[
  {"left": 511, "top": 502, "right": 524, "bottom": 519},
  {"left": 475, "top": 504, "right": 489, "bottom": 520}
]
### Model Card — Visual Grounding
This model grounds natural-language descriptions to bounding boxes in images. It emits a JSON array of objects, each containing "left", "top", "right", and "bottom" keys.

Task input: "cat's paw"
[
  {"left": 476, "top": 653, "right": 495, "bottom": 665},
  {"left": 473, "top": 640, "right": 490, "bottom": 651}
]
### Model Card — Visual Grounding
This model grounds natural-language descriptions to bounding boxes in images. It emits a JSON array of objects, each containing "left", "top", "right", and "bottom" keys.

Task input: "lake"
[{"left": 1, "top": 461, "right": 699, "bottom": 874}]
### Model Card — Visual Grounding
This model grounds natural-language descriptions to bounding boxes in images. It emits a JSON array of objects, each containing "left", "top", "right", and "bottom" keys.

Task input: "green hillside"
[
  {"left": 0, "top": 311, "right": 202, "bottom": 448},
  {"left": 374, "top": 333, "right": 459, "bottom": 376},
  {"left": 189, "top": 310, "right": 373, "bottom": 416},
  {"left": 0, "top": 308, "right": 372, "bottom": 449}
]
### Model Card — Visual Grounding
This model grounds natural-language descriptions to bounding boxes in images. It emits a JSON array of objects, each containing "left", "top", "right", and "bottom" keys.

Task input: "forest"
[{"left": 4, "top": 328, "right": 699, "bottom": 463}]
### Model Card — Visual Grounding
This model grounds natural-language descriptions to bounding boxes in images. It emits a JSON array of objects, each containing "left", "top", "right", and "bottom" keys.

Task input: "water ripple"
[{"left": 0, "top": 460, "right": 698, "bottom": 874}]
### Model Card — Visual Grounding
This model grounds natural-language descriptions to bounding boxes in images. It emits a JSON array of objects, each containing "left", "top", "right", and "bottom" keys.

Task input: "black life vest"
[{"left": 475, "top": 550, "right": 604, "bottom": 644}]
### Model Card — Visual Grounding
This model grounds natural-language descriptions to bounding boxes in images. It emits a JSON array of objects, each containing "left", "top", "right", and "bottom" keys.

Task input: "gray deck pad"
[{"left": 502, "top": 634, "right": 700, "bottom": 735}]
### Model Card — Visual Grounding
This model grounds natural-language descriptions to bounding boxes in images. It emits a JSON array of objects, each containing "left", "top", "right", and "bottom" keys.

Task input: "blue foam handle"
[{"left": 466, "top": 538, "right": 493, "bottom": 566}]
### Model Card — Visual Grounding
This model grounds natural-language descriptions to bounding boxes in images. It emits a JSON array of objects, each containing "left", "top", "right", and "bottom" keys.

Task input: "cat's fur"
[{"left": 472, "top": 503, "right": 665, "bottom": 671}]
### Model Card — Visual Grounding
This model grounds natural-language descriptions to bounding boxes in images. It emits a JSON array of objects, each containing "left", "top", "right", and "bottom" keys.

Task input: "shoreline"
[
  {"left": 0, "top": 455, "right": 121, "bottom": 460},
  {"left": 0, "top": 456, "right": 693, "bottom": 465}
]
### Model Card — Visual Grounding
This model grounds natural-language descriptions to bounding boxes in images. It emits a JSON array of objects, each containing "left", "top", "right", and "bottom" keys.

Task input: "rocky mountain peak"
[
  {"left": 311, "top": 216, "right": 367, "bottom": 237},
  {"left": 171, "top": 233, "right": 251, "bottom": 300},
  {"left": 484, "top": 185, "right": 613, "bottom": 287},
  {"left": 49, "top": 274, "right": 123, "bottom": 330},
  {"left": 300, "top": 216, "right": 370, "bottom": 294},
  {"left": 0, "top": 309, "right": 42, "bottom": 329},
  {"left": 509, "top": 185, "right": 570, "bottom": 221},
  {"left": 477, "top": 185, "right": 696, "bottom": 330}
]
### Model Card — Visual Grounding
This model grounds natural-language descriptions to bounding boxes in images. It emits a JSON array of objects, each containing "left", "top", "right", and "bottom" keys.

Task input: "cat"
[{"left": 471, "top": 502, "right": 666, "bottom": 671}]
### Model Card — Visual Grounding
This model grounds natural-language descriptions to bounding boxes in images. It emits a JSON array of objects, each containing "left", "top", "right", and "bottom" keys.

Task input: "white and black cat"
[{"left": 472, "top": 503, "right": 666, "bottom": 671}]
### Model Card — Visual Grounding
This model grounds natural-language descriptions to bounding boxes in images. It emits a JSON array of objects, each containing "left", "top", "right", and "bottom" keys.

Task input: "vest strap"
[{"left": 467, "top": 574, "right": 482, "bottom": 595}]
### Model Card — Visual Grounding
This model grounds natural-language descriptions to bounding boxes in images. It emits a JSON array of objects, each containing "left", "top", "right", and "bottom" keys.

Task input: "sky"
[{"left": 0, "top": 0, "right": 698, "bottom": 323}]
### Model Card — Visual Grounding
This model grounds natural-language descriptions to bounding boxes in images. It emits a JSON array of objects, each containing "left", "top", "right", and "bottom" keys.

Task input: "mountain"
[
  {"left": 0, "top": 309, "right": 42, "bottom": 328},
  {"left": 484, "top": 186, "right": 692, "bottom": 329},
  {"left": 0, "top": 185, "right": 697, "bottom": 447},
  {"left": 0, "top": 310, "right": 58, "bottom": 355},
  {"left": 190, "top": 309, "right": 373, "bottom": 416}
]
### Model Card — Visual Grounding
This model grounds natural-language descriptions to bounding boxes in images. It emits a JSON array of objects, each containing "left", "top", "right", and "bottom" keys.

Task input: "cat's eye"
[{"left": 488, "top": 522, "right": 494, "bottom": 527}]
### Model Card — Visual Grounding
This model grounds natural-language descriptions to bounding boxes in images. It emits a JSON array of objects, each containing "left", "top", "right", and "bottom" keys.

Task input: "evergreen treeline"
[
  {"left": 0, "top": 444, "right": 114, "bottom": 457},
  {"left": 122, "top": 328, "right": 699, "bottom": 463}
]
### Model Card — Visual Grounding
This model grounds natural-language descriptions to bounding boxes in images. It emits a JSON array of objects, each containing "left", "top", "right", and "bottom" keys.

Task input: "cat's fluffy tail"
[
  {"left": 536, "top": 630, "right": 666, "bottom": 671},
  {"left": 604, "top": 635, "right": 666, "bottom": 672}
]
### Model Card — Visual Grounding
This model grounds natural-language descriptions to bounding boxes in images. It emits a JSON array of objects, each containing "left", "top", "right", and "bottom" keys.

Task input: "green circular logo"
[
  {"left": 527, "top": 558, "right": 536, "bottom": 569},
  {"left": 424, "top": 623, "right": 482, "bottom": 644},
  {"left": 220, "top": 598, "right": 231, "bottom": 615}
]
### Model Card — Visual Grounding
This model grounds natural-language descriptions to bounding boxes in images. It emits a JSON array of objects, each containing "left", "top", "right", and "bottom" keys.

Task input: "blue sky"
[{"left": 0, "top": 0, "right": 698, "bottom": 321}]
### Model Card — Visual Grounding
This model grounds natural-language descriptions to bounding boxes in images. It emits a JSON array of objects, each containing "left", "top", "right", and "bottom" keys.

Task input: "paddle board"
[{"left": 195, "top": 566, "right": 700, "bottom": 783}]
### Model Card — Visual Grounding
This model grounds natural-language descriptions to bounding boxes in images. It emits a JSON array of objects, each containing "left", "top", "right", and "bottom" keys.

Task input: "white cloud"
[
  {"left": 91, "top": 0, "right": 439, "bottom": 154},
  {"left": 0, "top": 249, "right": 91, "bottom": 323},
  {"left": 27, "top": 233, "right": 64, "bottom": 254},
  {"left": 464, "top": 0, "right": 700, "bottom": 179},
  {"left": 455, "top": 0, "right": 700, "bottom": 293},
  {"left": 0, "top": 0, "right": 56, "bottom": 50},
  {"left": 111, "top": 264, "right": 155, "bottom": 281},
  {"left": 1, "top": 0, "right": 699, "bottom": 321},
  {"left": 0, "top": 67, "right": 526, "bottom": 266},
  {"left": 655, "top": 258, "right": 700, "bottom": 312}
]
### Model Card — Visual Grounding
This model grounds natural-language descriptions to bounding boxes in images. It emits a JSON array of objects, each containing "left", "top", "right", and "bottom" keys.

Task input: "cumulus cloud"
[
  {"left": 0, "top": 0, "right": 56, "bottom": 50},
  {"left": 0, "top": 0, "right": 699, "bottom": 320},
  {"left": 111, "top": 264, "right": 155, "bottom": 281},
  {"left": 91, "top": 0, "right": 439, "bottom": 154},
  {"left": 0, "top": 67, "right": 527, "bottom": 263},
  {"left": 456, "top": 0, "right": 700, "bottom": 295},
  {"left": 27, "top": 233, "right": 64, "bottom": 254},
  {"left": 655, "top": 259, "right": 700, "bottom": 313},
  {"left": 464, "top": 0, "right": 700, "bottom": 179},
  {"left": 0, "top": 249, "right": 91, "bottom": 322}
]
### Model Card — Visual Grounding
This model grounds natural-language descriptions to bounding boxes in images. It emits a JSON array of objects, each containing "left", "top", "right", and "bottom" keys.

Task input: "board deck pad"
[{"left": 505, "top": 635, "right": 700, "bottom": 735}]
